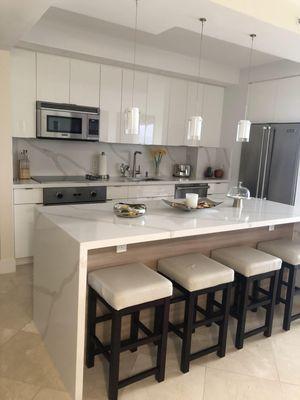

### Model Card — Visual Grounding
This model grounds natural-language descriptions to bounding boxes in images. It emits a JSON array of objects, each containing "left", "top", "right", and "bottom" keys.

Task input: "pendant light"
[
  {"left": 125, "top": 0, "right": 140, "bottom": 135},
  {"left": 187, "top": 17, "right": 207, "bottom": 144},
  {"left": 236, "top": 33, "right": 256, "bottom": 142}
]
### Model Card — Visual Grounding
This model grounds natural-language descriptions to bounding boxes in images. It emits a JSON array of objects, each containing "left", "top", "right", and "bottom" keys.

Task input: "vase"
[{"left": 154, "top": 163, "right": 160, "bottom": 177}]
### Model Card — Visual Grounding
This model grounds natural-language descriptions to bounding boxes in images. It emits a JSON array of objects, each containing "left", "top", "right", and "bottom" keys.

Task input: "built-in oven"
[
  {"left": 43, "top": 186, "right": 107, "bottom": 205},
  {"left": 36, "top": 101, "right": 100, "bottom": 141},
  {"left": 175, "top": 183, "right": 209, "bottom": 199}
]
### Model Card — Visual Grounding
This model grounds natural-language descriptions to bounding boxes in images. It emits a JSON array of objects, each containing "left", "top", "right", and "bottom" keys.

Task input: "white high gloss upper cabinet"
[
  {"left": 275, "top": 77, "right": 300, "bottom": 122},
  {"left": 37, "top": 53, "right": 70, "bottom": 103},
  {"left": 201, "top": 85, "right": 224, "bottom": 147},
  {"left": 120, "top": 69, "right": 148, "bottom": 144},
  {"left": 167, "top": 78, "right": 188, "bottom": 146},
  {"left": 11, "top": 49, "right": 36, "bottom": 138},
  {"left": 70, "top": 59, "right": 100, "bottom": 107},
  {"left": 100, "top": 65, "right": 122, "bottom": 143},
  {"left": 145, "top": 74, "right": 170, "bottom": 145},
  {"left": 248, "top": 80, "right": 278, "bottom": 123}
]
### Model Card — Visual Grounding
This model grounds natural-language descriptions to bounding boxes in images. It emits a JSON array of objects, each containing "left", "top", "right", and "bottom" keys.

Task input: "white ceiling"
[{"left": 2, "top": 0, "right": 300, "bottom": 64}]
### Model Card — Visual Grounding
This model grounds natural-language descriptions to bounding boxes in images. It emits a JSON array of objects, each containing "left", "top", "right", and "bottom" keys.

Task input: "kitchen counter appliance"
[
  {"left": 175, "top": 183, "right": 209, "bottom": 199},
  {"left": 173, "top": 164, "right": 191, "bottom": 178},
  {"left": 43, "top": 186, "right": 106, "bottom": 205},
  {"left": 239, "top": 123, "right": 300, "bottom": 205},
  {"left": 36, "top": 101, "right": 100, "bottom": 141}
]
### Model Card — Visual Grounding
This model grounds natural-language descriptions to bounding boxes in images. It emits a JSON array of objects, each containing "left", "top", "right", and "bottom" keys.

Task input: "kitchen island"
[{"left": 33, "top": 198, "right": 300, "bottom": 399}]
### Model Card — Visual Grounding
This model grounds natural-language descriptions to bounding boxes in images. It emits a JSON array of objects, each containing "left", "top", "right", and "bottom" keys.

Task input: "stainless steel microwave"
[{"left": 36, "top": 101, "right": 100, "bottom": 141}]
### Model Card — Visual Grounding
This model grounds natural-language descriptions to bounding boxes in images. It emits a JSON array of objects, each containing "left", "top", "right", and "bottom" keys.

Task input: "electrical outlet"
[
  {"left": 269, "top": 225, "right": 275, "bottom": 231},
  {"left": 116, "top": 244, "right": 127, "bottom": 253}
]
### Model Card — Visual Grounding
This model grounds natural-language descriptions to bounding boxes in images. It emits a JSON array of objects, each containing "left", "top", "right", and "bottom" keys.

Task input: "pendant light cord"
[
  {"left": 244, "top": 34, "right": 256, "bottom": 120},
  {"left": 196, "top": 18, "right": 206, "bottom": 115},
  {"left": 132, "top": 0, "right": 139, "bottom": 108}
]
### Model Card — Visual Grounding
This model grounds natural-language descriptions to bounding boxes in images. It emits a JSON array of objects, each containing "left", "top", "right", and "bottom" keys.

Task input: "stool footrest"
[
  {"left": 243, "top": 325, "right": 266, "bottom": 339},
  {"left": 291, "top": 312, "right": 300, "bottom": 322},
  {"left": 190, "top": 344, "right": 219, "bottom": 361},
  {"left": 137, "top": 321, "right": 153, "bottom": 337},
  {"left": 118, "top": 367, "right": 158, "bottom": 389},
  {"left": 194, "top": 313, "right": 224, "bottom": 328},
  {"left": 95, "top": 313, "right": 111, "bottom": 323},
  {"left": 257, "top": 287, "right": 270, "bottom": 296},
  {"left": 170, "top": 294, "right": 186, "bottom": 304},
  {"left": 247, "top": 297, "right": 271, "bottom": 311},
  {"left": 169, "top": 322, "right": 184, "bottom": 339},
  {"left": 93, "top": 335, "right": 111, "bottom": 361}
]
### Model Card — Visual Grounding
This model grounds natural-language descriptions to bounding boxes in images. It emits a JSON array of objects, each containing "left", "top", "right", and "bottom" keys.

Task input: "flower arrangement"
[{"left": 150, "top": 148, "right": 167, "bottom": 176}]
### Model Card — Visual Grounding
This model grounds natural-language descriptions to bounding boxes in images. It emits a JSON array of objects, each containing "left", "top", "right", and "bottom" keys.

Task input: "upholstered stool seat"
[
  {"left": 157, "top": 252, "right": 234, "bottom": 291},
  {"left": 257, "top": 238, "right": 300, "bottom": 265},
  {"left": 258, "top": 238, "right": 300, "bottom": 331},
  {"left": 88, "top": 263, "right": 172, "bottom": 310},
  {"left": 211, "top": 246, "right": 281, "bottom": 349},
  {"left": 158, "top": 252, "right": 234, "bottom": 373},
  {"left": 211, "top": 246, "right": 282, "bottom": 277},
  {"left": 86, "top": 263, "right": 172, "bottom": 400}
]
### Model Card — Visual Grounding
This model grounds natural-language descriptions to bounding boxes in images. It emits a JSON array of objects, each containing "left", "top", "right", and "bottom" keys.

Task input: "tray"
[
  {"left": 113, "top": 202, "right": 147, "bottom": 218},
  {"left": 162, "top": 197, "right": 222, "bottom": 212}
]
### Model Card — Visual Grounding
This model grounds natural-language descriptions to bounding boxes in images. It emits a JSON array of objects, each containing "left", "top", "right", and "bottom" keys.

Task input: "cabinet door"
[
  {"left": 14, "top": 204, "right": 36, "bottom": 258},
  {"left": 37, "top": 53, "right": 70, "bottom": 103},
  {"left": 70, "top": 59, "right": 100, "bottom": 107},
  {"left": 185, "top": 81, "right": 204, "bottom": 146},
  {"left": 201, "top": 85, "right": 224, "bottom": 147},
  {"left": 99, "top": 65, "right": 122, "bottom": 143},
  {"left": 11, "top": 49, "right": 36, "bottom": 138},
  {"left": 248, "top": 80, "right": 278, "bottom": 123},
  {"left": 145, "top": 74, "right": 170, "bottom": 145},
  {"left": 275, "top": 77, "right": 300, "bottom": 122},
  {"left": 120, "top": 69, "right": 148, "bottom": 144},
  {"left": 167, "top": 78, "right": 188, "bottom": 146}
]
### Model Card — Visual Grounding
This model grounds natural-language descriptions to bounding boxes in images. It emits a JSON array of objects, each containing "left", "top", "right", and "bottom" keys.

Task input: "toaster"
[{"left": 173, "top": 164, "right": 191, "bottom": 178}]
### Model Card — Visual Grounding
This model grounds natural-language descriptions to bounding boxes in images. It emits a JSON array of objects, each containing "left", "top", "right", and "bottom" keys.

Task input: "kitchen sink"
[{"left": 126, "top": 177, "right": 164, "bottom": 182}]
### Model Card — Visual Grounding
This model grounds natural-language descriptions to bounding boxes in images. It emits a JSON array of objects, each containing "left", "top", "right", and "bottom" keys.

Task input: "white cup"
[{"left": 185, "top": 193, "right": 199, "bottom": 208}]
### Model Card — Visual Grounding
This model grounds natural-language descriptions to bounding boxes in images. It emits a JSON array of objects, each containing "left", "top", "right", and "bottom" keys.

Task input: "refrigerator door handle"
[
  {"left": 261, "top": 125, "right": 272, "bottom": 199},
  {"left": 256, "top": 126, "right": 267, "bottom": 198}
]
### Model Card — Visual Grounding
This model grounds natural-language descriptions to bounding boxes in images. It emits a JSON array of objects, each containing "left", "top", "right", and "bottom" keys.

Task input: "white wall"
[{"left": 0, "top": 50, "right": 15, "bottom": 274}]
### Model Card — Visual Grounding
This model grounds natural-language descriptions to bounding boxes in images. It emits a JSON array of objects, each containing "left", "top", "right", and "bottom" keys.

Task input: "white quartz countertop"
[
  {"left": 13, "top": 177, "right": 228, "bottom": 189},
  {"left": 36, "top": 198, "right": 300, "bottom": 250}
]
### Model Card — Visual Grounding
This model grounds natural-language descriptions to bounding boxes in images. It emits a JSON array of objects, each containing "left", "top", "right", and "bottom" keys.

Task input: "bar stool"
[
  {"left": 258, "top": 238, "right": 300, "bottom": 331},
  {"left": 157, "top": 252, "right": 234, "bottom": 373},
  {"left": 86, "top": 263, "right": 172, "bottom": 400},
  {"left": 211, "top": 246, "right": 281, "bottom": 349}
]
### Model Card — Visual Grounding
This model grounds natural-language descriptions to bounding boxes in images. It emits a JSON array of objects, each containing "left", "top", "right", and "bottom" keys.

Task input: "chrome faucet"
[{"left": 132, "top": 151, "right": 142, "bottom": 178}]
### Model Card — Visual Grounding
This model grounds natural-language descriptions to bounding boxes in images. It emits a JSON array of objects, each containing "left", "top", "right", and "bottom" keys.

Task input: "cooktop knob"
[
  {"left": 90, "top": 191, "right": 97, "bottom": 198},
  {"left": 56, "top": 192, "right": 63, "bottom": 199}
]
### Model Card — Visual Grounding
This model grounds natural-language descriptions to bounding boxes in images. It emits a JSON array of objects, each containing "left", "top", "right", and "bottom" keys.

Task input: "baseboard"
[
  {"left": 0, "top": 257, "right": 16, "bottom": 274},
  {"left": 16, "top": 256, "right": 33, "bottom": 266}
]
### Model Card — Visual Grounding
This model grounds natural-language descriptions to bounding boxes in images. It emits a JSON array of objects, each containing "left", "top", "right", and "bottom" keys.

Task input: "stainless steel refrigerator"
[{"left": 239, "top": 123, "right": 300, "bottom": 205}]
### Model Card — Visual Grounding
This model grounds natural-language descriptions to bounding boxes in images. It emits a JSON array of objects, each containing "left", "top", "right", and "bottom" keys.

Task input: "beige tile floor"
[{"left": 1, "top": 265, "right": 300, "bottom": 399}]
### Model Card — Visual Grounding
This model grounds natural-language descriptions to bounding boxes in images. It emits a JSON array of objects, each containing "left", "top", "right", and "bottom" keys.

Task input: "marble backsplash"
[{"left": 13, "top": 138, "right": 230, "bottom": 180}]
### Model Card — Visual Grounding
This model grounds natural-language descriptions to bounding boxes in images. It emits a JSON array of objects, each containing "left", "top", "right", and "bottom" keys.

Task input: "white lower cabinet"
[
  {"left": 127, "top": 184, "right": 175, "bottom": 199},
  {"left": 14, "top": 204, "right": 37, "bottom": 259},
  {"left": 14, "top": 188, "right": 43, "bottom": 259},
  {"left": 107, "top": 186, "right": 128, "bottom": 200}
]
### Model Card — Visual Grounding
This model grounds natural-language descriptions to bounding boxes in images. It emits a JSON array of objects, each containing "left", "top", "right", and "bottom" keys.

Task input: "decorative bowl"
[
  {"left": 162, "top": 197, "right": 222, "bottom": 212},
  {"left": 113, "top": 202, "right": 147, "bottom": 218}
]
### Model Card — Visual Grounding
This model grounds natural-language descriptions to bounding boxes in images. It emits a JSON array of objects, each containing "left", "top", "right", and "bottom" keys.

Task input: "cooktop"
[{"left": 32, "top": 175, "right": 103, "bottom": 183}]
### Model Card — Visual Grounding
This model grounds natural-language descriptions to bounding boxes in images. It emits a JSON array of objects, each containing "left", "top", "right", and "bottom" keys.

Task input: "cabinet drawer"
[
  {"left": 14, "top": 188, "right": 43, "bottom": 204},
  {"left": 107, "top": 186, "right": 128, "bottom": 200},
  {"left": 128, "top": 184, "right": 175, "bottom": 198},
  {"left": 208, "top": 183, "right": 228, "bottom": 195}
]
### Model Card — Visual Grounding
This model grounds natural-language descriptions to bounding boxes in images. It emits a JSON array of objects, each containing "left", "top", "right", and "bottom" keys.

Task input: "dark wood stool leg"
[
  {"left": 217, "top": 284, "right": 231, "bottom": 357},
  {"left": 156, "top": 299, "right": 170, "bottom": 382},
  {"left": 264, "top": 271, "right": 279, "bottom": 337},
  {"left": 86, "top": 287, "right": 97, "bottom": 368},
  {"left": 283, "top": 265, "right": 296, "bottom": 331},
  {"left": 180, "top": 293, "right": 196, "bottom": 373},
  {"left": 235, "top": 276, "right": 250, "bottom": 350},
  {"left": 231, "top": 275, "right": 240, "bottom": 317},
  {"left": 276, "top": 267, "right": 284, "bottom": 304},
  {"left": 251, "top": 280, "right": 259, "bottom": 312},
  {"left": 130, "top": 311, "right": 140, "bottom": 352},
  {"left": 108, "top": 312, "right": 122, "bottom": 400},
  {"left": 206, "top": 292, "right": 215, "bottom": 327},
  {"left": 192, "top": 295, "right": 198, "bottom": 332}
]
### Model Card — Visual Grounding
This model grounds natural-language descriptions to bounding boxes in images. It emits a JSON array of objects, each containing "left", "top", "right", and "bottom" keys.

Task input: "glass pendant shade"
[
  {"left": 236, "top": 119, "right": 251, "bottom": 142},
  {"left": 125, "top": 107, "right": 139, "bottom": 135},
  {"left": 227, "top": 181, "right": 250, "bottom": 199},
  {"left": 187, "top": 116, "right": 203, "bottom": 141}
]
